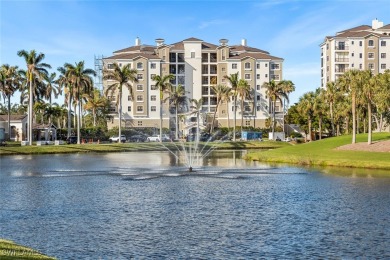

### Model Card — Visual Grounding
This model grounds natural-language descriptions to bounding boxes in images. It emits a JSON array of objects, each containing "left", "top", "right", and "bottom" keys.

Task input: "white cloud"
[{"left": 198, "top": 19, "right": 227, "bottom": 29}]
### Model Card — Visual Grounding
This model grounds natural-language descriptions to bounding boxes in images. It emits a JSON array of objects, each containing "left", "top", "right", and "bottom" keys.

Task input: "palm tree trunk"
[
  {"left": 272, "top": 100, "right": 276, "bottom": 140},
  {"left": 73, "top": 103, "right": 76, "bottom": 130},
  {"left": 210, "top": 102, "right": 219, "bottom": 134},
  {"left": 368, "top": 102, "right": 372, "bottom": 145},
  {"left": 28, "top": 75, "right": 33, "bottom": 145},
  {"left": 119, "top": 92, "right": 122, "bottom": 142},
  {"left": 93, "top": 108, "right": 96, "bottom": 127},
  {"left": 7, "top": 95, "right": 11, "bottom": 141},
  {"left": 233, "top": 95, "right": 237, "bottom": 141},
  {"left": 67, "top": 95, "right": 72, "bottom": 138},
  {"left": 241, "top": 99, "right": 244, "bottom": 132},
  {"left": 227, "top": 102, "right": 230, "bottom": 129},
  {"left": 175, "top": 105, "right": 179, "bottom": 140},
  {"left": 330, "top": 103, "right": 335, "bottom": 136},
  {"left": 159, "top": 90, "right": 163, "bottom": 143},
  {"left": 77, "top": 99, "right": 81, "bottom": 144},
  {"left": 319, "top": 116, "right": 322, "bottom": 140},
  {"left": 352, "top": 92, "right": 356, "bottom": 144},
  {"left": 308, "top": 116, "right": 312, "bottom": 142}
]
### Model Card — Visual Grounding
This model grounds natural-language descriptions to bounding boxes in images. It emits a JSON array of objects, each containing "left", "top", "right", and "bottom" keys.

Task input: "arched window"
[
  {"left": 137, "top": 62, "right": 143, "bottom": 69},
  {"left": 368, "top": 40, "right": 374, "bottom": 47},
  {"left": 245, "top": 62, "right": 251, "bottom": 69}
]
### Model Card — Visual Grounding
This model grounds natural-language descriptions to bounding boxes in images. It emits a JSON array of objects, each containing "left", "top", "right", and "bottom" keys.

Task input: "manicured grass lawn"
[
  {"left": 246, "top": 133, "right": 390, "bottom": 170},
  {"left": 0, "top": 239, "right": 55, "bottom": 260},
  {"left": 0, "top": 140, "right": 290, "bottom": 156}
]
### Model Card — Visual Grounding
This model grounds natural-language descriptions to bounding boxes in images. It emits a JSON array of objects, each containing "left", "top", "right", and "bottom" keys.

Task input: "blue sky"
[{"left": 1, "top": 0, "right": 389, "bottom": 105}]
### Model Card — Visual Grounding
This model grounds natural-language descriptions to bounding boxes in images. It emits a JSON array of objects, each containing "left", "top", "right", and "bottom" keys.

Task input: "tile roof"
[
  {"left": 228, "top": 52, "right": 283, "bottom": 61},
  {"left": 0, "top": 114, "right": 27, "bottom": 121},
  {"left": 337, "top": 25, "right": 371, "bottom": 34},
  {"left": 182, "top": 37, "right": 203, "bottom": 42},
  {"left": 230, "top": 45, "right": 270, "bottom": 54},
  {"left": 334, "top": 30, "right": 382, "bottom": 38},
  {"left": 379, "top": 24, "right": 390, "bottom": 30},
  {"left": 113, "top": 45, "right": 156, "bottom": 54},
  {"left": 104, "top": 53, "right": 160, "bottom": 60}
]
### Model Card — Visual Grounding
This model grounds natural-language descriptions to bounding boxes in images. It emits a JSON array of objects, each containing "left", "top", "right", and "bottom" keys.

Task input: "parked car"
[
  {"left": 66, "top": 136, "right": 77, "bottom": 144},
  {"left": 109, "top": 135, "right": 126, "bottom": 143},
  {"left": 147, "top": 134, "right": 170, "bottom": 142},
  {"left": 128, "top": 134, "right": 147, "bottom": 142}
]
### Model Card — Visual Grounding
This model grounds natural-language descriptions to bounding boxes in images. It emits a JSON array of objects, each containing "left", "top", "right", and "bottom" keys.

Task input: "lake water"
[{"left": 1, "top": 151, "right": 390, "bottom": 259}]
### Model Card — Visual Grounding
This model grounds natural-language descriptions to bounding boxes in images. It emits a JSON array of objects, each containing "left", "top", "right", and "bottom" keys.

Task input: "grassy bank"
[
  {"left": 246, "top": 133, "right": 390, "bottom": 170},
  {"left": 0, "top": 239, "right": 55, "bottom": 260},
  {"left": 0, "top": 140, "right": 290, "bottom": 156}
]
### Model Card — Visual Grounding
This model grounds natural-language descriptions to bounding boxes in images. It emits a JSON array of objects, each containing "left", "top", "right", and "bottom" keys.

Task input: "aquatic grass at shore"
[{"left": 0, "top": 239, "right": 56, "bottom": 260}]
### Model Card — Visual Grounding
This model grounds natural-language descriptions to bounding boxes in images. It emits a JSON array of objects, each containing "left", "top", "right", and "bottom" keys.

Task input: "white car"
[
  {"left": 109, "top": 135, "right": 126, "bottom": 143},
  {"left": 147, "top": 134, "right": 170, "bottom": 142}
]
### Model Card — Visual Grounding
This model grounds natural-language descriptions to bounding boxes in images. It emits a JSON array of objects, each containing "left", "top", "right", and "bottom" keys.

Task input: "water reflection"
[{"left": 1, "top": 151, "right": 390, "bottom": 259}]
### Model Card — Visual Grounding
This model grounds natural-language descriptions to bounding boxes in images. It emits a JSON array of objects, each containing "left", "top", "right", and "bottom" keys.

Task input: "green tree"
[
  {"left": 57, "top": 63, "right": 75, "bottom": 138},
  {"left": 210, "top": 84, "right": 230, "bottom": 134},
  {"left": 224, "top": 72, "right": 239, "bottom": 141},
  {"left": 297, "top": 91, "right": 315, "bottom": 142},
  {"left": 168, "top": 84, "right": 187, "bottom": 140},
  {"left": 190, "top": 98, "right": 203, "bottom": 142},
  {"left": 325, "top": 81, "right": 338, "bottom": 136},
  {"left": 152, "top": 74, "right": 174, "bottom": 142},
  {"left": 103, "top": 63, "right": 137, "bottom": 142},
  {"left": 17, "top": 50, "right": 51, "bottom": 144},
  {"left": 67, "top": 61, "right": 96, "bottom": 144},
  {"left": 236, "top": 79, "right": 251, "bottom": 130},
  {"left": 83, "top": 88, "right": 108, "bottom": 127}
]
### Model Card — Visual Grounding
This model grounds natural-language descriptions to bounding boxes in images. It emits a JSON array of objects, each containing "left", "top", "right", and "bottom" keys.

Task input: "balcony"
[
  {"left": 210, "top": 53, "right": 217, "bottom": 62},
  {"left": 335, "top": 58, "right": 349, "bottom": 62},
  {"left": 335, "top": 46, "right": 349, "bottom": 51}
]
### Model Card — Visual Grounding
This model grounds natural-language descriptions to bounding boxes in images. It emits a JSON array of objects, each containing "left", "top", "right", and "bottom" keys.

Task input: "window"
[
  {"left": 128, "top": 106, "right": 131, "bottom": 112},
  {"left": 351, "top": 41, "right": 354, "bottom": 45},
  {"left": 137, "top": 74, "right": 143, "bottom": 80},
  {"left": 150, "top": 74, "right": 156, "bottom": 79},
  {"left": 257, "top": 106, "right": 261, "bottom": 111},
  {"left": 232, "top": 63, "right": 237, "bottom": 69},
  {"left": 351, "top": 53, "right": 354, "bottom": 57},
  {"left": 151, "top": 106, "right": 156, "bottom": 112},
  {"left": 327, "top": 66, "right": 329, "bottom": 72},
  {"left": 151, "top": 85, "right": 158, "bottom": 90},
  {"left": 381, "top": 64, "right": 386, "bottom": 69},
  {"left": 191, "top": 52, "right": 195, "bottom": 58},
  {"left": 271, "top": 64, "right": 280, "bottom": 70},
  {"left": 109, "top": 106, "right": 116, "bottom": 113},
  {"left": 351, "top": 64, "right": 354, "bottom": 68},
  {"left": 119, "top": 63, "right": 122, "bottom": 67},
  {"left": 108, "top": 96, "right": 116, "bottom": 101},
  {"left": 265, "top": 63, "right": 268, "bottom": 67},
  {"left": 136, "top": 95, "right": 143, "bottom": 102},
  {"left": 256, "top": 95, "right": 260, "bottom": 101},
  {"left": 368, "top": 53, "right": 374, "bottom": 59},
  {"left": 137, "top": 85, "right": 143, "bottom": 91},
  {"left": 327, "top": 56, "right": 329, "bottom": 61},
  {"left": 222, "top": 67, "right": 226, "bottom": 72},
  {"left": 271, "top": 75, "right": 280, "bottom": 80},
  {"left": 178, "top": 64, "right": 185, "bottom": 74},
  {"left": 256, "top": 63, "right": 260, "bottom": 69},
  {"left": 368, "top": 40, "right": 374, "bottom": 47},
  {"left": 326, "top": 43, "right": 329, "bottom": 50},
  {"left": 381, "top": 53, "right": 386, "bottom": 59},
  {"left": 359, "top": 64, "right": 362, "bottom": 69},
  {"left": 245, "top": 121, "right": 251, "bottom": 126},
  {"left": 265, "top": 74, "right": 268, "bottom": 78},
  {"left": 151, "top": 95, "right": 156, "bottom": 101},
  {"left": 107, "top": 63, "right": 114, "bottom": 69},
  {"left": 137, "top": 62, "right": 143, "bottom": 69},
  {"left": 381, "top": 41, "right": 386, "bottom": 47},
  {"left": 222, "top": 49, "right": 226, "bottom": 60},
  {"left": 137, "top": 106, "right": 143, "bottom": 112},
  {"left": 368, "top": 63, "right": 374, "bottom": 70},
  {"left": 150, "top": 63, "right": 156, "bottom": 69},
  {"left": 244, "top": 74, "right": 251, "bottom": 80},
  {"left": 359, "top": 41, "right": 362, "bottom": 46},
  {"left": 245, "top": 62, "right": 251, "bottom": 69},
  {"left": 256, "top": 85, "right": 260, "bottom": 90},
  {"left": 359, "top": 53, "right": 362, "bottom": 58},
  {"left": 128, "top": 95, "right": 131, "bottom": 101},
  {"left": 138, "top": 121, "right": 142, "bottom": 126},
  {"left": 256, "top": 74, "right": 260, "bottom": 80}
]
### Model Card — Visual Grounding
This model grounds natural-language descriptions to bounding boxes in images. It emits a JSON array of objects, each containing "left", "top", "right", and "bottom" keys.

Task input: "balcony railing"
[
  {"left": 335, "top": 46, "right": 349, "bottom": 50},
  {"left": 335, "top": 58, "right": 349, "bottom": 62}
]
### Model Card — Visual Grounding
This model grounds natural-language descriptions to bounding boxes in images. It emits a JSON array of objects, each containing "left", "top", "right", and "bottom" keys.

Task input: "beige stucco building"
[
  {"left": 320, "top": 18, "right": 390, "bottom": 87},
  {"left": 103, "top": 37, "right": 284, "bottom": 136}
]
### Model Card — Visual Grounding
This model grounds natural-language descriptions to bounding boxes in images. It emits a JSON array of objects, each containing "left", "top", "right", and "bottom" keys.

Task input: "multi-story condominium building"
[
  {"left": 103, "top": 37, "right": 284, "bottom": 135},
  {"left": 320, "top": 18, "right": 390, "bottom": 87}
]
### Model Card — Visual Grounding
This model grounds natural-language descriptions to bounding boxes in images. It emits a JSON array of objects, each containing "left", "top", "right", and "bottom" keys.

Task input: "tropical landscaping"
[{"left": 0, "top": 239, "right": 55, "bottom": 260}]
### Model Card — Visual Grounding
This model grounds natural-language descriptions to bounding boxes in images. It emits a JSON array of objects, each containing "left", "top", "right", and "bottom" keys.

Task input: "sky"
[{"left": 1, "top": 0, "right": 389, "bottom": 105}]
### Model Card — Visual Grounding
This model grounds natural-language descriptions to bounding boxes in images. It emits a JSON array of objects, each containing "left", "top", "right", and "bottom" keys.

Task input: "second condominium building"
[
  {"left": 320, "top": 18, "right": 390, "bottom": 87},
  {"left": 103, "top": 37, "right": 284, "bottom": 135}
]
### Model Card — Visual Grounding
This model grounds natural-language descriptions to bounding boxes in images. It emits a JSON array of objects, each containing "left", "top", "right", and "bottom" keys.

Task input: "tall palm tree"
[
  {"left": 0, "top": 64, "right": 22, "bottom": 141},
  {"left": 325, "top": 81, "right": 338, "bottom": 136},
  {"left": 43, "top": 72, "right": 61, "bottom": 126},
  {"left": 279, "top": 80, "right": 295, "bottom": 134},
  {"left": 297, "top": 91, "right": 315, "bottom": 142},
  {"left": 364, "top": 70, "right": 379, "bottom": 144},
  {"left": 152, "top": 74, "right": 174, "bottom": 142},
  {"left": 221, "top": 86, "right": 232, "bottom": 130},
  {"left": 67, "top": 61, "right": 96, "bottom": 144},
  {"left": 103, "top": 63, "right": 136, "bottom": 142},
  {"left": 210, "top": 84, "right": 229, "bottom": 134},
  {"left": 263, "top": 80, "right": 289, "bottom": 140},
  {"left": 313, "top": 88, "right": 326, "bottom": 140},
  {"left": 83, "top": 88, "right": 108, "bottom": 127},
  {"left": 337, "top": 69, "right": 360, "bottom": 144},
  {"left": 17, "top": 50, "right": 51, "bottom": 145},
  {"left": 57, "top": 63, "right": 74, "bottom": 138},
  {"left": 236, "top": 79, "right": 251, "bottom": 130},
  {"left": 224, "top": 72, "right": 239, "bottom": 141},
  {"left": 168, "top": 84, "right": 187, "bottom": 140},
  {"left": 190, "top": 98, "right": 203, "bottom": 142}
]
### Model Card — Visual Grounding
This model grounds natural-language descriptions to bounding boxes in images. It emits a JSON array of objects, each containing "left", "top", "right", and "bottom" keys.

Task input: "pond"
[{"left": 1, "top": 151, "right": 390, "bottom": 259}]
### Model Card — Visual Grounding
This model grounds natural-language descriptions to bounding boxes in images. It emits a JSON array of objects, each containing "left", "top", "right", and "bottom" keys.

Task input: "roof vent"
[
  {"left": 241, "top": 38, "right": 247, "bottom": 46},
  {"left": 155, "top": 38, "right": 165, "bottom": 46},
  {"left": 135, "top": 37, "right": 141, "bottom": 46}
]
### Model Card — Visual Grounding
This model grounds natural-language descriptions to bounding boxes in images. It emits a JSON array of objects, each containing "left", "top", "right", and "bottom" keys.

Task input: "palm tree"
[
  {"left": 0, "top": 64, "right": 22, "bottom": 141},
  {"left": 263, "top": 80, "right": 289, "bottom": 140},
  {"left": 17, "top": 50, "right": 51, "bottom": 145},
  {"left": 210, "top": 84, "right": 229, "bottom": 134},
  {"left": 337, "top": 69, "right": 360, "bottom": 144},
  {"left": 152, "top": 74, "right": 175, "bottom": 142},
  {"left": 67, "top": 61, "right": 96, "bottom": 144},
  {"left": 279, "top": 80, "right": 295, "bottom": 134},
  {"left": 83, "top": 88, "right": 108, "bottom": 127},
  {"left": 57, "top": 63, "right": 74, "bottom": 138},
  {"left": 43, "top": 72, "right": 61, "bottom": 126},
  {"left": 221, "top": 86, "right": 232, "bottom": 130},
  {"left": 297, "top": 91, "right": 315, "bottom": 142},
  {"left": 363, "top": 70, "right": 380, "bottom": 144},
  {"left": 236, "top": 79, "right": 251, "bottom": 131},
  {"left": 325, "top": 81, "right": 338, "bottom": 136},
  {"left": 168, "top": 84, "right": 187, "bottom": 140},
  {"left": 313, "top": 88, "right": 326, "bottom": 140},
  {"left": 190, "top": 98, "right": 203, "bottom": 142},
  {"left": 224, "top": 72, "right": 239, "bottom": 141},
  {"left": 103, "top": 63, "right": 137, "bottom": 142}
]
